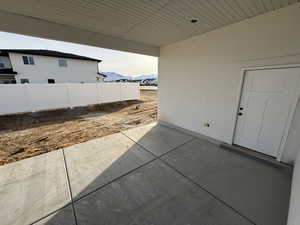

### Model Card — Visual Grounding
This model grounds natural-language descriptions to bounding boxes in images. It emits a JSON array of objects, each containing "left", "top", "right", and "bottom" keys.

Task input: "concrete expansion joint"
[
  {"left": 62, "top": 148, "right": 79, "bottom": 225},
  {"left": 120, "top": 131, "right": 256, "bottom": 225}
]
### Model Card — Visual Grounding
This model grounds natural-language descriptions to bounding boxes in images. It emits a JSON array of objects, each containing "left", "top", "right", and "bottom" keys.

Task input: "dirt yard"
[{"left": 0, "top": 90, "right": 157, "bottom": 165}]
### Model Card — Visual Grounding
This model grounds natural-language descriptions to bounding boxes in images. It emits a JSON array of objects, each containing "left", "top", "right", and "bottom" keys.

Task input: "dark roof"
[
  {"left": 0, "top": 49, "right": 102, "bottom": 62},
  {"left": 0, "top": 68, "right": 18, "bottom": 75}
]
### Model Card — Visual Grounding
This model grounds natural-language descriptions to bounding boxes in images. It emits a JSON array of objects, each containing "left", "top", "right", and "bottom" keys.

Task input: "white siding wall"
[
  {"left": 9, "top": 52, "right": 100, "bottom": 83},
  {"left": 158, "top": 3, "right": 300, "bottom": 164},
  {"left": 0, "top": 56, "right": 12, "bottom": 69}
]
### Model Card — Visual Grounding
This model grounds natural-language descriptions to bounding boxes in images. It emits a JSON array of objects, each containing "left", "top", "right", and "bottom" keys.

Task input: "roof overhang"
[
  {"left": 0, "top": 1, "right": 299, "bottom": 57},
  {"left": 0, "top": 10, "right": 159, "bottom": 56}
]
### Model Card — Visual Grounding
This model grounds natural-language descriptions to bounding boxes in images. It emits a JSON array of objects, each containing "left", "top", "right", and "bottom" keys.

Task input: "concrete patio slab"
[
  {"left": 34, "top": 205, "right": 76, "bottom": 225},
  {"left": 74, "top": 160, "right": 253, "bottom": 225},
  {"left": 122, "top": 123, "right": 194, "bottom": 156},
  {"left": 161, "top": 138, "right": 293, "bottom": 225},
  {"left": 0, "top": 150, "right": 71, "bottom": 225},
  {"left": 63, "top": 132, "right": 155, "bottom": 199},
  {"left": 0, "top": 123, "right": 292, "bottom": 225}
]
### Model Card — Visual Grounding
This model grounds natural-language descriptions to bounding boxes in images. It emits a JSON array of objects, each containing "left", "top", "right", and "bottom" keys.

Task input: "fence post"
[
  {"left": 24, "top": 84, "right": 35, "bottom": 112},
  {"left": 97, "top": 83, "right": 101, "bottom": 104},
  {"left": 66, "top": 83, "right": 73, "bottom": 109},
  {"left": 119, "top": 83, "right": 122, "bottom": 101},
  {"left": 137, "top": 83, "right": 140, "bottom": 99}
]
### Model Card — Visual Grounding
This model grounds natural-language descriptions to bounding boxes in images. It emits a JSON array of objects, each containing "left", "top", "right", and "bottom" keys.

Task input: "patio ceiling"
[{"left": 0, "top": 0, "right": 299, "bottom": 56}]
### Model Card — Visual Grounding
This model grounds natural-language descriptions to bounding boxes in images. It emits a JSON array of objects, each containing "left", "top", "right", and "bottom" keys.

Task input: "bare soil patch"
[{"left": 0, "top": 90, "right": 157, "bottom": 165}]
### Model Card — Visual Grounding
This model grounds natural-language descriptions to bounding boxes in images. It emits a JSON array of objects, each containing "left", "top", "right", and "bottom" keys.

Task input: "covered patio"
[
  {"left": 1, "top": 1, "right": 300, "bottom": 224},
  {"left": 0, "top": 123, "right": 292, "bottom": 225}
]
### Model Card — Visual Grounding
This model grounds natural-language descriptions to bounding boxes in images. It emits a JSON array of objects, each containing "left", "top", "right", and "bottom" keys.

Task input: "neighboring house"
[{"left": 0, "top": 49, "right": 103, "bottom": 84}]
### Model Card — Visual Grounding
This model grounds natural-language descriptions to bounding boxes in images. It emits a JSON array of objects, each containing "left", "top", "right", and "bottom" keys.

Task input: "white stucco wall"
[
  {"left": 158, "top": 3, "right": 300, "bottom": 164},
  {"left": 9, "top": 53, "right": 101, "bottom": 84}
]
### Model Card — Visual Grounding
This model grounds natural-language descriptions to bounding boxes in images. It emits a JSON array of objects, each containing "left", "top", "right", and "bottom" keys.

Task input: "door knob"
[{"left": 238, "top": 112, "right": 243, "bottom": 116}]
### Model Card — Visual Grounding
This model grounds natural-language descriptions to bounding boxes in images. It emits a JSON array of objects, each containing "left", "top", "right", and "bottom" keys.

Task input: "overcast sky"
[{"left": 0, "top": 31, "right": 158, "bottom": 76}]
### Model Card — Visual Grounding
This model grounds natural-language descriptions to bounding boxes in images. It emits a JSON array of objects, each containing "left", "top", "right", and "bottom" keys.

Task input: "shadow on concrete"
[
  {"left": 36, "top": 127, "right": 158, "bottom": 225},
  {"left": 30, "top": 124, "right": 293, "bottom": 225}
]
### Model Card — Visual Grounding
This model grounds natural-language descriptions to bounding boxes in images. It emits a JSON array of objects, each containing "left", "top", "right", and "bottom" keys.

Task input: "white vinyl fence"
[{"left": 0, "top": 83, "right": 140, "bottom": 115}]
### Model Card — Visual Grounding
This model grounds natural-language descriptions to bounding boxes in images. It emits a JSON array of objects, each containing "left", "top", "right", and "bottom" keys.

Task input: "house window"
[
  {"left": 20, "top": 78, "right": 29, "bottom": 84},
  {"left": 48, "top": 79, "right": 55, "bottom": 84},
  {"left": 22, "top": 56, "right": 35, "bottom": 65},
  {"left": 29, "top": 57, "right": 34, "bottom": 65},
  {"left": 58, "top": 59, "right": 67, "bottom": 67}
]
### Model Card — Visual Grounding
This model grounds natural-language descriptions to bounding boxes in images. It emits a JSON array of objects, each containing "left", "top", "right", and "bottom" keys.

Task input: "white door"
[{"left": 234, "top": 67, "right": 300, "bottom": 157}]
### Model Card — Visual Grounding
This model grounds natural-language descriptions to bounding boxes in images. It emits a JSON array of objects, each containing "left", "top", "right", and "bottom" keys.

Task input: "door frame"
[{"left": 232, "top": 64, "right": 300, "bottom": 161}]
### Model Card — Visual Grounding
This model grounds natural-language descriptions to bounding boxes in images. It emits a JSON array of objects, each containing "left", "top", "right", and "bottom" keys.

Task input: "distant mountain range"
[{"left": 102, "top": 72, "right": 157, "bottom": 82}]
